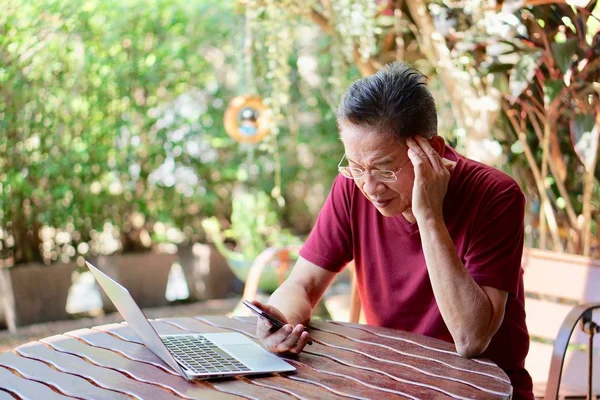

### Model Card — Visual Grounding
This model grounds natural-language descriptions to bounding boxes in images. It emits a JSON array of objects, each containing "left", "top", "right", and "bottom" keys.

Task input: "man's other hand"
[{"left": 252, "top": 300, "right": 312, "bottom": 355}]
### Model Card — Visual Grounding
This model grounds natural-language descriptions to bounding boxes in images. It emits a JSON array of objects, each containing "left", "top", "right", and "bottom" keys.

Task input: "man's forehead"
[
  {"left": 340, "top": 125, "right": 407, "bottom": 157},
  {"left": 345, "top": 151, "right": 399, "bottom": 166},
  {"left": 340, "top": 125, "right": 406, "bottom": 146},
  {"left": 342, "top": 137, "right": 407, "bottom": 155},
  {"left": 339, "top": 123, "right": 382, "bottom": 138}
]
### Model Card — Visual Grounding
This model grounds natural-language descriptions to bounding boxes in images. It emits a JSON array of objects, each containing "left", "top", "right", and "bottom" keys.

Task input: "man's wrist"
[
  {"left": 268, "top": 289, "right": 312, "bottom": 325},
  {"left": 415, "top": 210, "right": 444, "bottom": 227}
]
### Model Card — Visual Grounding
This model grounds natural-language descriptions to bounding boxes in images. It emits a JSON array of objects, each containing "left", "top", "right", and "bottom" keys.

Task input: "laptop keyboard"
[{"left": 161, "top": 335, "right": 251, "bottom": 375}]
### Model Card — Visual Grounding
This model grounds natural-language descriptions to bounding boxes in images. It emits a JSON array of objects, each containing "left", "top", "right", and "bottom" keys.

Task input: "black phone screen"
[{"left": 242, "top": 300, "right": 285, "bottom": 332}]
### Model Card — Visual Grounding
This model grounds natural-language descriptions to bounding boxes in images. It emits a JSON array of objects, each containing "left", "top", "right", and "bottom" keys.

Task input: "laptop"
[{"left": 85, "top": 260, "right": 295, "bottom": 380}]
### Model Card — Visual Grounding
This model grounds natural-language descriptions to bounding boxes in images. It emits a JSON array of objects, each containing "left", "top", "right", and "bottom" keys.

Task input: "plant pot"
[
  {"left": 91, "top": 252, "right": 176, "bottom": 313},
  {"left": 178, "top": 243, "right": 242, "bottom": 301},
  {"left": 0, "top": 261, "right": 76, "bottom": 332}
]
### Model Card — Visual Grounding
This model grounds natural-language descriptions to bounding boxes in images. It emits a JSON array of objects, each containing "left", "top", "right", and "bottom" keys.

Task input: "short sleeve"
[
  {"left": 299, "top": 175, "right": 354, "bottom": 272},
  {"left": 464, "top": 184, "right": 525, "bottom": 296}
]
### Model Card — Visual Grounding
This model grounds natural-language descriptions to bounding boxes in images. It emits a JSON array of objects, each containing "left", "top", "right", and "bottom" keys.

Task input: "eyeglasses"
[{"left": 337, "top": 154, "right": 410, "bottom": 182}]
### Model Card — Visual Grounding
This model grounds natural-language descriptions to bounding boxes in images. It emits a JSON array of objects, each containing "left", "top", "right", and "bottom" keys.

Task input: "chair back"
[{"left": 522, "top": 248, "right": 600, "bottom": 397}]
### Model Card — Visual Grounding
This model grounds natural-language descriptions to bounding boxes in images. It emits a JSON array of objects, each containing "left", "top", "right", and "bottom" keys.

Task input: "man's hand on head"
[{"left": 406, "top": 136, "right": 451, "bottom": 223}]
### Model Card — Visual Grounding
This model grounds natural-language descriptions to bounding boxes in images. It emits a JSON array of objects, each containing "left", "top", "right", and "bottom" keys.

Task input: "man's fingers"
[
  {"left": 265, "top": 324, "right": 294, "bottom": 352},
  {"left": 407, "top": 146, "right": 426, "bottom": 172},
  {"left": 414, "top": 136, "right": 443, "bottom": 172},
  {"left": 256, "top": 316, "right": 274, "bottom": 337},
  {"left": 251, "top": 301, "right": 308, "bottom": 355},
  {"left": 260, "top": 323, "right": 310, "bottom": 354},
  {"left": 406, "top": 137, "right": 426, "bottom": 162},
  {"left": 288, "top": 331, "right": 311, "bottom": 354},
  {"left": 275, "top": 324, "right": 304, "bottom": 352}
]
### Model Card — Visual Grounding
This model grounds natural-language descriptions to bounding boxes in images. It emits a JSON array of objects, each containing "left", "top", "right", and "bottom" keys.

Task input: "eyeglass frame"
[{"left": 337, "top": 154, "right": 411, "bottom": 182}]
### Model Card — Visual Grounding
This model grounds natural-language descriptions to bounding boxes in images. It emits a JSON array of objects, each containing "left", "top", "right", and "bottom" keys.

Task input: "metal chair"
[{"left": 545, "top": 303, "right": 600, "bottom": 400}]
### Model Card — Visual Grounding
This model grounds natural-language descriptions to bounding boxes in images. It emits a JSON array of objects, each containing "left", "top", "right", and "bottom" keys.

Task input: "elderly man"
[{"left": 253, "top": 62, "right": 533, "bottom": 399}]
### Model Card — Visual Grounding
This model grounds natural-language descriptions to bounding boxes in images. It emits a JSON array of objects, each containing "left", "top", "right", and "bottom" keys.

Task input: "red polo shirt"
[{"left": 300, "top": 145, "right": 533, "bottom": 399}]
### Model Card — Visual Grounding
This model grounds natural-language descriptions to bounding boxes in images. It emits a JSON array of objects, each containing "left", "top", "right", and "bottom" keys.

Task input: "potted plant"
[
  {"left": 0, "top": 9, "right": 89, "bottom": 330},
  {"left": 87, "top": 214, "right": 178, "bottom": 313},
  {"left": 0, "top": 222, "right": 77, "bottom": 332},
  {"left": 202, "top": 188, "right": 303, "bottom": 295},
  {"left": 177, "top": 237, "right": 243, "bottom": 302}
]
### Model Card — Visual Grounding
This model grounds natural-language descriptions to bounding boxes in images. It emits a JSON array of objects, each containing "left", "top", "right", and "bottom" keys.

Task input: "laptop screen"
[{"left": 85, "top": 260, "right": 187, "bottom": 377}]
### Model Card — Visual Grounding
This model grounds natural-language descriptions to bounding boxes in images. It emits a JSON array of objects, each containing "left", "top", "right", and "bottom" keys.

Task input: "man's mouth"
[{"left": 371, "top": 198, "right": 392, "bottom": 208}]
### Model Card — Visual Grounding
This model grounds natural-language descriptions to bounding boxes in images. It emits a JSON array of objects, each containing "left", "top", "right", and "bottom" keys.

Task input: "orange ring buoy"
[{"left": 224, "top": 94, "right": 272, "bottom": 144}]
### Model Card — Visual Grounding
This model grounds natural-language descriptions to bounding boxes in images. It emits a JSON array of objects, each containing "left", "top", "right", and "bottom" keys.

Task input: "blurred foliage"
[
  {"left": 1, "top": 0, "right": 238, "bottom": 263},
  {"left": 249, "top": 0, "right": 600, "bottom": 256},
  {"left": 0, "top": 0, "right": 343, "bottom": 265},
  {"left": 6, "top": 0, "right": 597, "bottom": 268},
  {"left": 439, "top": 0, "right": 600, "bottom": 255},
  {"left": 202, "top": 189, "right": 302, "bottom": 262}
]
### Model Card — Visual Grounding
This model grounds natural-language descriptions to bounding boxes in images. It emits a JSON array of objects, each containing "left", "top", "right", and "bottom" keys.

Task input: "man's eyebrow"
[{"left": 375, "top": 156, "right": 395, "bottom": 165}]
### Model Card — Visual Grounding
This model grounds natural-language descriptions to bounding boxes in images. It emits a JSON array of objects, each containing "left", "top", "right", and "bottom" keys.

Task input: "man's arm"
[
  {"left": 419, "top": 218, "right": 507, "bottom": 357},
  {"left": 406, "top": 136, "right": 510, "bottom": 357},
  {"left": 268, "top": 256, "right": 338, "bottom": 324},
  {"left": 255, "top": 256, "right": 338, "bottom": 354}
]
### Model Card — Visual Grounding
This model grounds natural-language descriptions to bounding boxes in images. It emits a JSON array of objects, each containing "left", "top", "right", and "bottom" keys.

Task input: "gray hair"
[{"left": 337, "top": 61, "right": 438, "bottom": 140}]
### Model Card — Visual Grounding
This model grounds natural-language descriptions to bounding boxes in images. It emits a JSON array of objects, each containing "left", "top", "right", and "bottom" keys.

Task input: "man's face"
[{"left": 339, "top": 124, "right": 415, "bottom": 217}]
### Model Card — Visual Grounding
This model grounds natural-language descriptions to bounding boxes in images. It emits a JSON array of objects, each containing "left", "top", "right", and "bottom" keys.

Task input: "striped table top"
[{"left": 0, "top": 316, "right": 512, "bottom": 399}]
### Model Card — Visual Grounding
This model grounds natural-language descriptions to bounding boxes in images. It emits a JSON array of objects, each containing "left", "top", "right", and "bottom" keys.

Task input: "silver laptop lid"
[{"left": 85, "top": 260, "right": 187, "bottom": 377}]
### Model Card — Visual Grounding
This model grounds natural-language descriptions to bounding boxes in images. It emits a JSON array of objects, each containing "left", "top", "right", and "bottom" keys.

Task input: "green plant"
[
  {"left": 1, "top": 0, "right": 365, "bottom": 270},
  {"left": 248, "top": 0, "right": 600, "bottom": 257},
  {"left": 0, "top": 1, "right": 110, "bottom": 264},
  {"left": 456, "top": 1, "right": 600, "bottom": 255},
  {"left": 0, "top": 0, "right": 246, "bottom": 263},
  {"left": 202, "top": 189, "right": 303, "bottom": 262}
]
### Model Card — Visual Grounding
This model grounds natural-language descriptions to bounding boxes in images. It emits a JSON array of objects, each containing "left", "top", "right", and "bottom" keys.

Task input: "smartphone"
[{"left": 243, "top": 300, "right": 313, "bottom": 345}]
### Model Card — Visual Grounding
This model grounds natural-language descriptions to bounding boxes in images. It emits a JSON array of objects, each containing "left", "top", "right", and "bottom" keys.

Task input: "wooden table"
[{"left": 0, "top": 316, "right": 513, "bottom": 399}]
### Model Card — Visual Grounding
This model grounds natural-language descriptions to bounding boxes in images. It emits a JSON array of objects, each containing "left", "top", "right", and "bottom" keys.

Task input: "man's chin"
[{"left": 375, "top": 203, "right": 406, "bottom": 217}]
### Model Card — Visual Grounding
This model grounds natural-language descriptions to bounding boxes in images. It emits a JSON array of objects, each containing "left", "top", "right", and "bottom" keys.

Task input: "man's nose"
[{"left": 361, "top": 173, "right": 384, "bottom": 195}]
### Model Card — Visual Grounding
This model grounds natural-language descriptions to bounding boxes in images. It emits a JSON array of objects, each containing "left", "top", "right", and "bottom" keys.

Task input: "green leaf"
[
  {"left": 570, "top": 114, "right": 599, "bottom": 171},
  {"left": 492, "top": 72, "right": 510, "bottom": 95},
  {"left": 551, "top": 37, "right": 579, "bottom": 74},
  {"left": 586, "top": 0, "right": 600, "bottom": 46},
  {"left": 486, "top": 63, "right": 514, "bottom": 74},
  {"left": 509, "top": 51, "right": 542, "bottom": 100},
  {"left": 544, "top": 80, "right": 564, "bottom": 104}
]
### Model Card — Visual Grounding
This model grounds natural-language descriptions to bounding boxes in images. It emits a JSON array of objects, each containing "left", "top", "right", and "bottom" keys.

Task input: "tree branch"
[
  {"left": 353, "top": 47, "right": 377, "bottom": 76},
  {"left": 503, "top": 102, "right": 565, "bottom": 252},
  {"left": 525, "top": 106, "right": 579, "bottom": 231},
  {"left": 309, "top": 8, "right": 333, "bottom": 36}
]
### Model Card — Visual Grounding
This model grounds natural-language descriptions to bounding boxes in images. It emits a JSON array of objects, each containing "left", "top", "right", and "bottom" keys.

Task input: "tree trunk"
[{"left": 405, "top": 0, "right": 502, "bottom": 163}]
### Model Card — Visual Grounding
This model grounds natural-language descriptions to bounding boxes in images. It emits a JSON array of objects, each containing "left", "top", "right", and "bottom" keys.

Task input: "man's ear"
[{"left": 428, "top": 135, "right": 446, "bottom": 156}]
